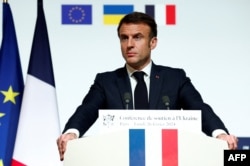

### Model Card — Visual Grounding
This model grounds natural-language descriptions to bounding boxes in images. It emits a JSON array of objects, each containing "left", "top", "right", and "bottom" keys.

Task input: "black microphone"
[
  {"left": 162, "top": 96, "right": 170, "bottom": 110},
  {"left": 124, "top": 92, "right": 131, "bottom": 110}
]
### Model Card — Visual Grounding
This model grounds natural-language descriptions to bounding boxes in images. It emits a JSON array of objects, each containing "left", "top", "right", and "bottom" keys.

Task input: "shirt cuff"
[
  {"left": 212, "top": 129, "right": 227, "bottom": 138},
  {"left": 64, "top": 128, "right": 80, "bottom": 138}
]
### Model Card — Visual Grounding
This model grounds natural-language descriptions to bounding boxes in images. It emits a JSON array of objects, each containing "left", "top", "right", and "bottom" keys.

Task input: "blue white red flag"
[{"left": 12, "top": 0, "right": 61, "bottom": 165}]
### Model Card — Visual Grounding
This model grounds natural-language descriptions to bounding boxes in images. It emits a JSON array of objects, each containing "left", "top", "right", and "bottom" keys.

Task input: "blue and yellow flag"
[
  {"left": 103, "top": 5, "right": 134, "bottom": 25},
  {"left": 0, "top": 2, "right": 24, "bottom": 166}
]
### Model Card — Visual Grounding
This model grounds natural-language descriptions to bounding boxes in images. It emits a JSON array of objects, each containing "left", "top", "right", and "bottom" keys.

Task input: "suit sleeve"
[
  {"left": 177, "top": 69, "right": 229, "bottom": 136},
  {"left": 63, "top": 73, "right": 105, "bottom": 137}
]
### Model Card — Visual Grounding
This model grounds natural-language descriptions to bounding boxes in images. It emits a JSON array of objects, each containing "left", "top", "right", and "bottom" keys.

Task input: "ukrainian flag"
[{"left": 103, "top": 5, "right": 134, "bottom": 25}]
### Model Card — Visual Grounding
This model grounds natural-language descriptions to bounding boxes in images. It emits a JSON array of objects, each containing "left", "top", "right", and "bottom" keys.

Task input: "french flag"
[
  {"left": 145, "top": 4, "right": 176, "bottom": 25},
  {"left": 12, "top": 0, "right": 61, "bottom": 165},
  {"left": 129, "top": 129, "right": 178, "bottom": 166}
]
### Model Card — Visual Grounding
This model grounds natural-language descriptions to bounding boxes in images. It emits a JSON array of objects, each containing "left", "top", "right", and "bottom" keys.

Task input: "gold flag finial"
[{"left": 3, "top": 0, "right": 8, "bottom": 3}]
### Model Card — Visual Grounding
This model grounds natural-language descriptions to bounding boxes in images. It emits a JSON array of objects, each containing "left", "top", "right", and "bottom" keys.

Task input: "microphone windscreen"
[
  {"left": 124, "top": 92, "right": 131, "bottom": 103},
  {"left": 162, "top": 96, "right": 170, "bottom": 104}
]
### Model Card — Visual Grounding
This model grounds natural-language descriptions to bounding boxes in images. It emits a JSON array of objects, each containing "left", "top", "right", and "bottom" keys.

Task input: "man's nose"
[{"left": 127, "top": 38, "right": 134, "bottom": 47}]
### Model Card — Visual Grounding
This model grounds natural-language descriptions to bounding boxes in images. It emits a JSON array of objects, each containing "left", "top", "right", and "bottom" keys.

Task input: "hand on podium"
[
  {"left": 57, "top": 133, "right": 77, "bottom": 161},
  {"left": 216, "top": 133, "right": 238, "bottom": 150}
]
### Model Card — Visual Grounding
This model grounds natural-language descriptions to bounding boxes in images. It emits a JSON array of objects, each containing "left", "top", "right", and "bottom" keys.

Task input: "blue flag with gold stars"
[
  {"left": 0, "top": 2, "right": 24, "bottom": 166},
  {"left": 62, "top": 5, "right": 92, "bottom": 24}
]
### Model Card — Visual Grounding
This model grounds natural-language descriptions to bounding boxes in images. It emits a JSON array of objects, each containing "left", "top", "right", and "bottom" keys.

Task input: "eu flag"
[
  {"left": 62, "top": 5, "right": 92, "bottom": 24},
  {"left": 0, "top": 2, "right": 24, "bottom": 166}
]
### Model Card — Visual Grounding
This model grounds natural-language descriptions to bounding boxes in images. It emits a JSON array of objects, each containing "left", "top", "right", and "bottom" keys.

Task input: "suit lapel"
[
  {"left": 115, "top": 64, "right": 163, "bottom": 109},
  {"left": 149, "top": 64, "right": 163, "bottom": 109},
  {"left": 116, "top": 67, "right": 133, "bottom": 109}
]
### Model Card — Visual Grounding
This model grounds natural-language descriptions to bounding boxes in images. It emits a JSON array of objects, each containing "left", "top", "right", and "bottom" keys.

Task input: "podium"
[
  {"left": 64, "top": 129, "right": 228, "bottom": 166},
  {"left": 63, "top": 110, "right": 228, "bottom": 166}
]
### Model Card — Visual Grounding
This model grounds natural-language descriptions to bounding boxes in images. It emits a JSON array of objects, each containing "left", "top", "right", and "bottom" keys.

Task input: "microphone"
[
  {"left": 162, "top": 96, "right": 170, "bottom": 110},
  {"left": 124, "top": 92, "right": 131, "bottom": 110}
]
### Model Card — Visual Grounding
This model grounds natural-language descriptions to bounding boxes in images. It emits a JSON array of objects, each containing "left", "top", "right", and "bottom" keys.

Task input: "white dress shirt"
[{"left": 126, "top": 61, "right": 152, "bottom": 107}]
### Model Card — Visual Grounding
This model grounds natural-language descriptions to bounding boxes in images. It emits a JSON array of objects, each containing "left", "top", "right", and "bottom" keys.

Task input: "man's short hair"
[{"left": 117, "top": 12, "right": 157, "bottom": 38}]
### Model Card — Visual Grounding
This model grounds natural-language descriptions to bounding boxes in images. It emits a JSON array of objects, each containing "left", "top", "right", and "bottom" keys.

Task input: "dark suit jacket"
[{"left": 63, "top": 62, "right": 228, "bottom": 137}]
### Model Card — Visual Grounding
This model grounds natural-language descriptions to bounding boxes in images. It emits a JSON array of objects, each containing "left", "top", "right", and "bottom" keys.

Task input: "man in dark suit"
[{"left": 57, "top": 12, "right": 238, "bottom": 161}]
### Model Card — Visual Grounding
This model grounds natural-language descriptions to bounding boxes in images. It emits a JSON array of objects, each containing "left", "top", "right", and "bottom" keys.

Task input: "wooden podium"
[{"left": 63, "top": 110, "right": 228, "bottom": 166}]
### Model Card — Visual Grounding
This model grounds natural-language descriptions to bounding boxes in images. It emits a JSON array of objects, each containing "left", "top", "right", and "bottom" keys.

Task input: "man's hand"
[
  {"left": 56, "top": 133, "right": 77, "bottom": 161},
  {"left": 216, "top": 133, "right": 238, "bottom": 150}
]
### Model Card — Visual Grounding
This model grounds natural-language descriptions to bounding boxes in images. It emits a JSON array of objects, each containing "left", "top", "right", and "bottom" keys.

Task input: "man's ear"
[{"left": 150, "top": 37, "right": 157, "bottom": 50}]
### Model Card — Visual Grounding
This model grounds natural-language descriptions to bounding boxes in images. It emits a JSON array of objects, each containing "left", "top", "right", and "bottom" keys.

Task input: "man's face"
[{"left": 118, "top": 23, "right": 157, "bottom": 70}]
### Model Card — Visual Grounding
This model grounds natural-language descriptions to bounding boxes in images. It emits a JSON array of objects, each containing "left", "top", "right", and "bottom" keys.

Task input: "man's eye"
[
  {"left": 120, "top": 37, "right": 128, "bottom": 41},
  {"left": 134, "top": 36, "right": 142, "bottom": 41}
]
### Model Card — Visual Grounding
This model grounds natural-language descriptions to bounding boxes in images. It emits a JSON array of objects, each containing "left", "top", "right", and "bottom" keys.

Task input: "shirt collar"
[{"left": 126, "top": 61, "right": 152, "bottom": 77}]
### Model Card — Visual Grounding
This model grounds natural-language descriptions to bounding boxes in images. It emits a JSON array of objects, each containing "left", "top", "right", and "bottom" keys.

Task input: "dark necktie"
[{"left": 133, "top": 71, "right": 149, "bottom": 109}]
